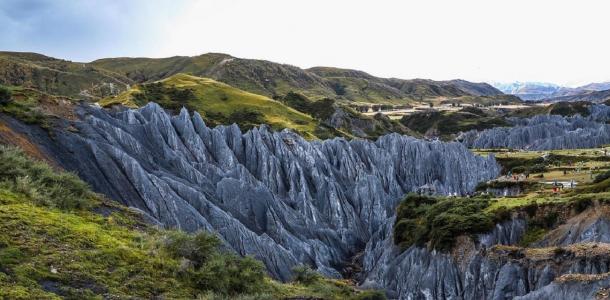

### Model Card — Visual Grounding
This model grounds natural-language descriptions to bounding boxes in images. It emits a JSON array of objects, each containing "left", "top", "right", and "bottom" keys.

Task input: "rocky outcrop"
[
  {"left": 361, "top": 207, "right": 610, "bottom": 299},
  {"left": 7, "top": 103, "right": 498, "bottom": 282},
  {"left": 459, "top": 105, "right": 610, "bottom": 150}
]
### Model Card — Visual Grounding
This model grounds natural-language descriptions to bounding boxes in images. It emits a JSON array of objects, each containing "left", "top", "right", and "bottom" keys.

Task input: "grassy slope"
[
  {"left": 0, "top": 146, "right": 372, "bottom": 299},
  {"left": 93, "top": 54, "right": 335, "bottom": 101},
  {"left": 0, "top": 52, "right": 131, "bottom": 100},
  {"left": 100, "top": 73, "right": 344, "bottom": 139}
]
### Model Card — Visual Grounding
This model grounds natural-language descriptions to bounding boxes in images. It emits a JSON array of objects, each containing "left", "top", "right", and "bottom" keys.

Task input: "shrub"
[
  {"left": 164, "top": 231, "right": 221, "bottom": 268},
  {"left": 0, "top": 86, "right": 11, "bottom": 104},
  {"left": 163, "top": 230, "right": 266, "bottom": 295},
  {"left": 291, "top": 265, "right": 322, "bottom": 285},
  {"left": 193, "top": 254, "right": 266, "bottom": 295}
]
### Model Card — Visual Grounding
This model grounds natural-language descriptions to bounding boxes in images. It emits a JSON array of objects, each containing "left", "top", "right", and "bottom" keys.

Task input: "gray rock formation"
[
  {"left": 4, "top": 102, "right": 610, "bottom": 299},
  {"left": 362, "top": 209, "right": 610, "bottom": 300},
  {"left": 18, "top": 102, "right": 498, "bottom": 282},
  {"left": 459, "top": 105, "right": 610, "bottom": 150}
]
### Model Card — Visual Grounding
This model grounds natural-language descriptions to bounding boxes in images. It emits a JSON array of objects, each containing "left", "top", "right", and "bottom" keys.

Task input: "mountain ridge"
[{"left": 90, "top": 52, "right": 507, "bottom": 104}]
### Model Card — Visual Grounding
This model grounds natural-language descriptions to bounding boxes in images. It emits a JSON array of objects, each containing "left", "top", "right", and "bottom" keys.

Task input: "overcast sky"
[{"left": 1, "top": 0, "right": 608, "bottom": 86}]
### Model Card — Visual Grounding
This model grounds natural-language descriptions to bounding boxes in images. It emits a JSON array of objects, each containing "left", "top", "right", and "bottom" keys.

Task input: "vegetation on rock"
[{"left": 393, "top": 194, "right": 497, "bottom": 251}]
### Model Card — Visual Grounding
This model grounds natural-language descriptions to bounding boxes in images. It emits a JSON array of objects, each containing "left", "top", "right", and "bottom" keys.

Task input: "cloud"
[{"left": 0, "top": 0, "right": 186, "bottom": 61}]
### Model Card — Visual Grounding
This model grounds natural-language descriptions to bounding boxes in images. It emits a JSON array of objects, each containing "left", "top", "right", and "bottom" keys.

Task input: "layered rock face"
[
  {"left": 23, "top": 103, "right": 498, "bottom": 282},
  {"left": 460, "top": 105, "right": 610, "bottom": 150},
  {"left": 361, "top": 207, "right": 610, "bottom": 300}
]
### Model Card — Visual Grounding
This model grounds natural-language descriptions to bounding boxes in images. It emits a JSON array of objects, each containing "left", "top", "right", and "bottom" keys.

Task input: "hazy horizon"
[{"left": 2, "top": 0, "right": 609, "bottom": 87}]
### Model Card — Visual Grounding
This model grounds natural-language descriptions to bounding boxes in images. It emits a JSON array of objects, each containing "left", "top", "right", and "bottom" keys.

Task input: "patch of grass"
[
  {"left": 519, "top": 226, "right": 547, "bottom": 247},
  {"left": 99, "top": 74, "right": 336, "bottom": 139}
]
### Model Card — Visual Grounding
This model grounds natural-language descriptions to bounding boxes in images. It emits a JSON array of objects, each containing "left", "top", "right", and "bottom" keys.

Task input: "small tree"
[
  {"left": 291, "top": 265, "right": 322, "bottom": 285},
  {"left": 0, "top": 86, "right": 12, "bottom": 104}
]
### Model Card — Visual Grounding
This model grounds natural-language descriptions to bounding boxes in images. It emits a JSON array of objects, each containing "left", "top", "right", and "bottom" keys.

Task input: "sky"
[{"left": 1, "top": 0, "right": 609, "bottom": 87}]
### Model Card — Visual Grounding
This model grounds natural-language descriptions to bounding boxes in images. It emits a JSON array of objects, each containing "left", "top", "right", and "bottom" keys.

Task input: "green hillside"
[
  {"left": 99, "top": 74, "right": 342, "bottom": 139},
  {"left": 0, "top": 52, "right": 132, "bottom": 100},
  {"left": 92, "top": 54, "right": 335, "bottom": 101},
  {"left": 0, "top": 51, "right": 516, "bottom": 107},
  {"left": 400, "top": 107, "right": 509, "bottom": 138},
  {"left": 92, "top": 53, "right": 511, "bottom": 105},
  {"left": 0, "top": 146, "right": 379, "bottom": 299}
]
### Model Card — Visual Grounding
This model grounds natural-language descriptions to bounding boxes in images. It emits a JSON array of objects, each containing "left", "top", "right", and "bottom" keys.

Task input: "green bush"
[
  {"left": 0, "top": 146, "right": 93, "bottom": 210},
  {"left": 193, "top": 254, "right": 266, "bottom": 295},
  {"left": 291, "top": 265, "right": 322, "bottom": 285},
  {"left": 0, "top": 86, "right": 11, "bottom": 104},
  {"left": 164, "top": 231, "right": 221, "bottom": 268},
  {"left": 163, "top": 230, "right": 266, "bottom": 295}
]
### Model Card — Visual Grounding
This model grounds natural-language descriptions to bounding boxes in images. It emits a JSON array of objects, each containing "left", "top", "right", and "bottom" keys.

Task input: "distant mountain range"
[{"left": 492, "top": 81, "right": 610, "bottom": 102}]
